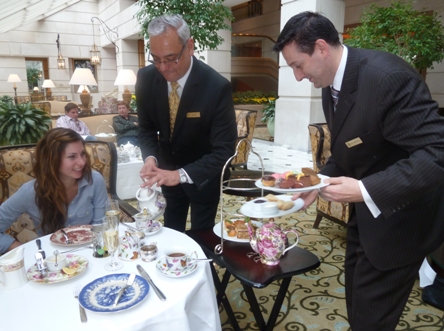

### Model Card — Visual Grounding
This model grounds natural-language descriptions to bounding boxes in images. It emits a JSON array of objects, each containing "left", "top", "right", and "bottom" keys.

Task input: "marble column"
[{"left": 274, "top": 0, "right": 345, "bottom": 152}]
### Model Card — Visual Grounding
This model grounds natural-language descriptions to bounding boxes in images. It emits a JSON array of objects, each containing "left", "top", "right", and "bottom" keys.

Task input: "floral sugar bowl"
[
  {"left": 247, "top": 221, "right": 299, "bottom": 265},
  {"left": 118, "top": 232, "right": 141, "bottom": 261}
]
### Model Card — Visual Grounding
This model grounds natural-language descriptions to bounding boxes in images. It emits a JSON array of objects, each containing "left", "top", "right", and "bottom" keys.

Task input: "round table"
[{"left": 0, "top": 226, "right": 221, "bottom": 331}]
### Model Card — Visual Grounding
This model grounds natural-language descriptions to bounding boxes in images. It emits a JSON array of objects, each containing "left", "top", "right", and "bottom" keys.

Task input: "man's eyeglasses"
[{"left": 148, "top": 42, "right": 187, "bottom": 67}]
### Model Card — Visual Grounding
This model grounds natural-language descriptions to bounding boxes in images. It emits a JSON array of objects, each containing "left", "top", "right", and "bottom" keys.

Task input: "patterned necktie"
[
  {"left": 169, "top": 81, "right": 180, "bottom": 140},
  {"left": 331, "top": 87, "right": 339, "bottom": 112}
]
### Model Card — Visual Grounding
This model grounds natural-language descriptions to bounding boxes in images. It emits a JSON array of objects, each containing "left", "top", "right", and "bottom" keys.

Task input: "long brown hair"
[{"left": 33, "top": 128, "right": 92, "bottom": 234}]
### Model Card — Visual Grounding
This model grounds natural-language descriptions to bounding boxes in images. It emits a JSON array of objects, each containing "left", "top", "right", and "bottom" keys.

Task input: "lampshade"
[
  {"left": 7, "top": 74, "right": 21, "bottom": 104},
  {"left": 42, "top": 79, "right": 55, "bottom": 100},
  {"left": 114, "top": 69, "right": 137, "bottom": 104},
  {"left": 77, "top": 85, "right": 90, "bottom": 93},
  {"left": 69, "top": 68, "right": 97, "bottom": 110},
  {"left": 7, "top": 74, "right": 21, "bottom": 84},
  {"left": 42, "top": 79, "right": 55, "bottom": 88},
  {"left": 69, "top": 68, "right": 98, "bottom": 86},
  {"left": 114, "top": 69, "right": 137, "bottom": 86}
]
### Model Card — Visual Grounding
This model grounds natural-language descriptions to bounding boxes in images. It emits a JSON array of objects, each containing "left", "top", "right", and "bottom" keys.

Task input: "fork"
[
  {"left": 73, "top": 286, "right": 87, "bottom": 323},
  {"left": 61, "top": 229, "right": 73, "bottom": 244}
]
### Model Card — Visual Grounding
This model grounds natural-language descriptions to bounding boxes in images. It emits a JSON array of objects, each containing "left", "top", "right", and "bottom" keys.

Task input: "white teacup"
[
  {"left": 164, "top": 246, "right": 197, "bottom": 271},
  {"left": 263, "top": 202, "right": 278, "bottom": 215},
  {"left": 252, "top": 198, "right": 267, "bottom": 212},
  {"left": 46, "top": 254, "right": 67, "bottom": 272}
]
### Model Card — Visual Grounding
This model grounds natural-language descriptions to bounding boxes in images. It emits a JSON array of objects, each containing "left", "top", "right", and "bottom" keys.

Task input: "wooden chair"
[
  {"left": 230, "top": 109, "right": 257, "bottom": 169},
  {"left": 308, "top": 123, "right": 349, "bottom": 228},
  {"left": 0, "top": 140, "right": 138, "bottom": 244}
]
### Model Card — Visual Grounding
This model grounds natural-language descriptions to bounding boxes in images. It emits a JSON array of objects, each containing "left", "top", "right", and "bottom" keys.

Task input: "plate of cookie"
[
  {"left": 213, "top": 218, "right": 262, "bottom": 243},
  {"left": 255, "top": 168, "right": 330, "bottom": 193},
  {"left": 240, "top": 195, "right": 304, "bottom": 218}
]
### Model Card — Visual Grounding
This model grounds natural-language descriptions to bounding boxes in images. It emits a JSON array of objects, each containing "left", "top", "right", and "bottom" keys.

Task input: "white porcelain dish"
[{"left": 255, "top": 174, "right": 330, "bottom": 193}]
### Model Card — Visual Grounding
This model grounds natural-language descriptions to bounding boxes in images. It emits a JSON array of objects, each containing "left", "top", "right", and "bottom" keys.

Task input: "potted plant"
[
  {"left": 344, "top": 1, "right": 444, "bottom": 79},
  {"left": 0, "top": 101, "right": 51, "bottom": 146},
  {"left": 261, "top": 98, "right": 276, "bottom": 137},
  {"left": 136, "top": 0, "right": 233, "bottom": 55},
  {"left": 0, "top": 95, "right": 13, "bottom": 104}
]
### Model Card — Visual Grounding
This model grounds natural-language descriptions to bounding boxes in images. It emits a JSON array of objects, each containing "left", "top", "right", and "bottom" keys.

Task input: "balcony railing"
[{"left": 231, "top": 33, "right": 278, "bottom": 63}]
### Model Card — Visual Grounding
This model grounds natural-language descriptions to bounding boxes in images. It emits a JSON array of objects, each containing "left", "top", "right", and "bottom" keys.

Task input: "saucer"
[
  {"left": 156, "top": 257, "right": 198, "bottom": 278},
  {"left": 144, "top": 220, "right": 162, "bottom": 236}
]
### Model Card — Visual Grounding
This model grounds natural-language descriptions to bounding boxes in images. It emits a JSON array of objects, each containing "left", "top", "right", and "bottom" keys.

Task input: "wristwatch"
[{"left": 178, "top": 168, "right": 187, "bottom": 184}]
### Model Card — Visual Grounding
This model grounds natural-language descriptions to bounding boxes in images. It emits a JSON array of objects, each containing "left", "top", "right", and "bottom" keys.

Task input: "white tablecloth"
[
  {"left": 116, "top": 158, "right": 144, "bottom": 200},
  {"left": 0, "top": 227, "right": 221, "bottom": 331}
]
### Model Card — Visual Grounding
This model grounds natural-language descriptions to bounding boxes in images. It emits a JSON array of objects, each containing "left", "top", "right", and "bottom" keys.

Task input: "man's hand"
[
  {"left": 291, "top": 176, "right": 363, "bottom": 209},
  {"left": 140, "top": 158, "right": 180, "bottom": 187},
  {"left": 291, "top": 189, "right": 319, "bottom": 210},
  {"left": 321, "top": 176, "right": 363, "bottom": 203}
]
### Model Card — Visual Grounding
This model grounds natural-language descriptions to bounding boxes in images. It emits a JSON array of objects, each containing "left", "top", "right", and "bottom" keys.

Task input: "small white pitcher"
[{"left": 0, "top": 246, "right": 28, "bottom": 290}]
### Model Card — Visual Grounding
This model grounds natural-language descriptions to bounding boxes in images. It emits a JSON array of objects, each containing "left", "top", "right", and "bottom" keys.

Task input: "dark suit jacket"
[
  {"left": 135, "top": 57, "right": 237, "bottom": 202},
  {"left": 321, "top": 47, "right": 444, "bottom": 271}
]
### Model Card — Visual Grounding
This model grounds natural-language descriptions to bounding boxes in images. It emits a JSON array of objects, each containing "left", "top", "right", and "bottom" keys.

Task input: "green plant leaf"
[{"left": 344, "top": 0, "right": 444, "bottom": 71}]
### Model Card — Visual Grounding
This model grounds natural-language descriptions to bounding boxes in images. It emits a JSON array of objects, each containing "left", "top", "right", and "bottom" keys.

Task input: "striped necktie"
[
  {"left": 169, "top": 82, "right": 180, "bottom": 140},
  {"left": 331, "top": 87, "right": 339, "bottom": 111}
]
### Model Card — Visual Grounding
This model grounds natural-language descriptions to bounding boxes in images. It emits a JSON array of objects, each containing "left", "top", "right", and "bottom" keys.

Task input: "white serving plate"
[
  {"left": 255, "top": 174, "right": 330, "bottom": 193},
  {"left": 240, "top": 196, "right": 304, "bottom": 218}
]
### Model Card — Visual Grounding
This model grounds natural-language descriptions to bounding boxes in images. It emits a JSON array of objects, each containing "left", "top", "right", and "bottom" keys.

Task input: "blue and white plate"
[{"left": 79, "top": 273, "right": 149, "bottom": 313}]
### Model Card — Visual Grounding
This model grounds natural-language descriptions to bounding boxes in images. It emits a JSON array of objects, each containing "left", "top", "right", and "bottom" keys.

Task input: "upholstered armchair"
[
  {"left": 0, "top": 141, "right": 138, "bottom": 244},
  {"left": 230, "top": 109, "right": 258, "bottom": 169},
  {"left": 308, "top": 123, "right": 349, "bottom": 228},
  {"left": 16, "top": 96, "right": 31, "bottom": 104}
]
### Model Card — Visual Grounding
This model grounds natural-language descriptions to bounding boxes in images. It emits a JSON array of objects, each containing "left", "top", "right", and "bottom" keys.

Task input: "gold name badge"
[
  {"left": 345, "top": 137, "right": 363, "bottom": 148},
  {"left": 186, "top": 112, "right": 200, "bottom": 118}
]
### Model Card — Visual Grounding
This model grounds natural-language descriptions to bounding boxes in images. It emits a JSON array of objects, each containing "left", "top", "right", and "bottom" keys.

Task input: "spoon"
[
  {"left": 54, "top": 250, "right": 59, "bottom": 267},
  {"left": 121, "top": 223, "right": 145, "bottom": 239}
]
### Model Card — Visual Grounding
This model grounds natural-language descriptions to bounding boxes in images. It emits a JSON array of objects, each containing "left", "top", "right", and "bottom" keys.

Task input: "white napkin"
[{"left": 419, "top": 258, "right": 436, "bottom": 288}]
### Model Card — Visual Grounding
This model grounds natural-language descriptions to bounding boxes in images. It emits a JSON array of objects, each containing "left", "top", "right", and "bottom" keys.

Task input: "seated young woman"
[{"left": 0, "top": 128, "right": 108, "bottom": 254}]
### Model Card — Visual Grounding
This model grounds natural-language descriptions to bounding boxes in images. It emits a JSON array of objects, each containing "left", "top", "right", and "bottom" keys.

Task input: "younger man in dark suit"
[
  {"left": 273, "top": 12, "right": 444, "bottom": 330},
  {"left": 136, "top": 14, "right": 237, "bottom": 232}
]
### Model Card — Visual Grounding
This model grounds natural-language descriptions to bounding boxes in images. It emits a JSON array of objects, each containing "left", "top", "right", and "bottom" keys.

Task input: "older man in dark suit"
[
  {"left": 273, "top": 12, "right": 444, "bottom": 331},
  {"left": 136, "top": 14, "right": 237, "bottom": 232}
]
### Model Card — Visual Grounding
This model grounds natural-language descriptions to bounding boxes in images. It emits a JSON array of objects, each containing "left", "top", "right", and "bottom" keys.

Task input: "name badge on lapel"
[
  {"left": 345, "top": 137, "right": 363, "bottom": 148},
  {"left": 186, "top": 112, "right": 200, "bottom": 118}
]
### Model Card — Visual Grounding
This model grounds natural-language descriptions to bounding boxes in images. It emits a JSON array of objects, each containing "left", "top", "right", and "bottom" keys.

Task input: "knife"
[
  {"left": 114, "top": 273, "right": 136, "bottom": 307},
  {"left": 36, "top": 239, "right": 46, "bottom": 259},
  {"left": 136, "top": 264, "right": 166, "bottom": 301}
]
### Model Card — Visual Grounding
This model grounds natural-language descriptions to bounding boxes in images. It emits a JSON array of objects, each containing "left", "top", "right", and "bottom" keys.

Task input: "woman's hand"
[{"left": 7, "top": 241, "right": 22, "bottom": 252}]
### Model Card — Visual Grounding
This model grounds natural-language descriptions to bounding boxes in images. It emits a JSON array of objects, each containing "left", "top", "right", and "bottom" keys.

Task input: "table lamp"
[
  {"left": 42, "top": 79, "right": 56, "bottom": 100},
  {"left": 77, "top": 85, "right": 90, "bottom": 93},
  {"left": 114, "top": 69, "right": 137, "bottom": 104},
  {"left": 69, "top": 68, "right": 98, "bottom": 109},
  {"left": 7, "top": 74, "right": 21, "bottom": 104}
]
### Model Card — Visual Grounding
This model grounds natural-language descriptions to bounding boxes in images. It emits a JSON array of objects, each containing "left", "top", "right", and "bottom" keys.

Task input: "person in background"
[
  {"left": 56, "top": 102, "right": 97, "bottom": 141},
  {"left": 112, "top": 100, "right": 139, "bottom": 146},
  {"left": 0, "top": 128, "right": 108, "bottom": 254},
  {"left": 273, "top": 12, "right": 444, "bottom": 331},
  {"left": 136, "top": 14, "right": 237, "bottom": 232}
]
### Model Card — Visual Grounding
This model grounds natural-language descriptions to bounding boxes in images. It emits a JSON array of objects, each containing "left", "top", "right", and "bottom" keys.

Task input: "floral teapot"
[
  {"left": 135, "top": 186, "right": 166, "bottom": 219},
  {"left": 246, "top": 221, "right": 299, "bottom": 265}
]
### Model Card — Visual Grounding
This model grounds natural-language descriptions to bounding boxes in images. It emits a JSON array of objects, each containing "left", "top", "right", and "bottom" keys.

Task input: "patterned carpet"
[{"left": 127, "top": 196, "right": 444, "bottom": 331}]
